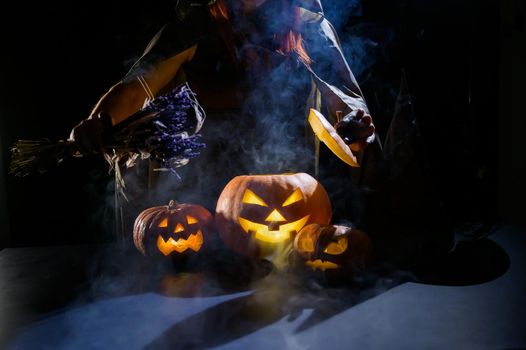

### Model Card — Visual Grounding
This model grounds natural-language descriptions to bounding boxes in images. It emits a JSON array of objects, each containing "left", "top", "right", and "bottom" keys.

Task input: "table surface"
[{"left": 1, "top": 225, "right": 525, "bottom": 350}]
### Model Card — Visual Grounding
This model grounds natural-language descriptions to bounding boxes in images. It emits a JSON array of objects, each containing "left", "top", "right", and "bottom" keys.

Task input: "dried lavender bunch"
[{"left": 10, "top": 83, "right": 205, "bottom": 178}]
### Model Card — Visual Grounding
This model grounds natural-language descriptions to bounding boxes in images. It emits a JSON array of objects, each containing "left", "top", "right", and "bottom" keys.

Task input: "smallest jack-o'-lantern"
[
  {"left": 294, "top": 224, "right": 372, "bottom": 277},
  {"left": 133, "top": 200, "right": 214, "bottom": 258}
]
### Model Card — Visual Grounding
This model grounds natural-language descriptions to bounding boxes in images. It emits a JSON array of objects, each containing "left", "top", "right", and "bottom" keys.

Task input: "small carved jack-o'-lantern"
[
  {"left": 215, "top": 173, "right": 332, "bottom": 258},
  {"left": 133, "top": 200, "right": 213, "bottom": 257},
  {"left": 294, "top": 224, "right": 372, "bottom": 273}
]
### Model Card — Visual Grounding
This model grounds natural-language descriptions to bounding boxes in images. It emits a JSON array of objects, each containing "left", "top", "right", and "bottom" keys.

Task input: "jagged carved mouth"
[
  {"left": 305, "top": 259, "right": 340, "bottom": 271},
  {"left": 156, "top": 230, "right": 203, "bottom": 256},
  {"left": 238, "top": 215, "right": 310, "bottom": 243}
]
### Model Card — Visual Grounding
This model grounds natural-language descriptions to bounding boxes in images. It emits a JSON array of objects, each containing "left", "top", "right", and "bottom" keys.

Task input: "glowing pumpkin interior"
[
  {"left": 156, "top": 214, "right": 204, "bottom": 256},
  {"left": 215, "top": 173, "right": 332, "bottom": 258},
  {"left": 133, "top": 200, "right": 213, "bottom": 257},
  {"left": 238, "top": 188, "right": 311, "bottom": 244},
  {"left": 294, "top": 224, "right": 353, "bottom": 271}
]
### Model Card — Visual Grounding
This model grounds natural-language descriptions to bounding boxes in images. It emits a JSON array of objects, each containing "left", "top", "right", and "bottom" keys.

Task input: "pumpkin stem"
[{"left": 168, "top": 200, "right": 178, "bottom": 210}]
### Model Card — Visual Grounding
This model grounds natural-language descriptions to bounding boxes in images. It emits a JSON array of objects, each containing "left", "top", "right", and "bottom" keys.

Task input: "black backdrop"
[{"left": 0, "top": 0, "right": 522, "bottom": 248}]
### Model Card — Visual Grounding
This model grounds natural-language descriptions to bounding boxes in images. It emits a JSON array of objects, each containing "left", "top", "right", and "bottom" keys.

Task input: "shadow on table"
[
  {"left": 144, "top": 234, "right": 510, "bottom": 349},
  {"left": 144, "top": 264, "right": 412, "bottom": 349},
  {"left": 4, "top": 231, "right": 510, "bottom": 350},
  {"left": 413, "top": 237, "right": 510, "bottom": 286}
]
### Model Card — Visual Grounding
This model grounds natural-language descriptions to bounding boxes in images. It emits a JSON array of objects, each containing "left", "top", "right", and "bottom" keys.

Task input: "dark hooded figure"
[{"left": 70, "top": 0, "right": 380, "bottom": 239}]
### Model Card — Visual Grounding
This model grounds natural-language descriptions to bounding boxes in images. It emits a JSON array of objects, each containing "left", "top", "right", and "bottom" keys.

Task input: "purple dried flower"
[{"left": 10, "top": 83, "right": 206, "bottom": 178}]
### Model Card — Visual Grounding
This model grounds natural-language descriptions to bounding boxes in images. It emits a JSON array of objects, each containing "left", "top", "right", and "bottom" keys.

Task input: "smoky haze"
[
  {"left": 4, "top": 2, "right": 445, "bottom": 350},
  {"left": 84, "top": 0, "right": 393, "bottom": 281},
  {"left": 149, "top": 0, "right": 393, "bottom": 213},
  {"left": 6, "top": 2, "right": 408, "bottom": 348}
]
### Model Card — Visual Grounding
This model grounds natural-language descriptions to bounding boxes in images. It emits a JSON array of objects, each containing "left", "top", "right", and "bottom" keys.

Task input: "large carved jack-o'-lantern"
[
  {"left": 294, "top": 224, "right": 372, "bottom": 280},
  {"left": 133, "top": 200, "right": 214, "bottom": 258},
  {"left": 215, "top": 173, "right": 332, "bottom": 258}
]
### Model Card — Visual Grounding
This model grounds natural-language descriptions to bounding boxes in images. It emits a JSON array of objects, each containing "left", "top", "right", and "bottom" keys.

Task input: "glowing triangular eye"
[
  {"left": 174, "top": 223, "right": 185, "bottom": 233},
  {"left": 282, "top": 188, "right": 303, "bottom": 206},
  {"left": 158, "top": 218, "right": 168, "bottom": 228},
  {"left": 242, "top": 189, "right": 268, "bottom": 206},
  {"left": 187, "top": 215, "right": 198, "bottom": 224},
  {"left": 324, "top": 238, "right": 348, "bottom": 255}
]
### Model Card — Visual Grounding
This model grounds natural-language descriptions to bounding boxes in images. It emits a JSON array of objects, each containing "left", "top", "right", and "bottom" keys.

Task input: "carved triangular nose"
[
  {"left": 265, "top": 209, "right": 286, "bottom": 222},
  {"left": 174, "top": 223, "right": 185, "bottom": 233}
]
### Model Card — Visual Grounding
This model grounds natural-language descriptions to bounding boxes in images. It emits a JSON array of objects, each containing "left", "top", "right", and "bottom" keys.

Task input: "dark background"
[{"left": 0, "top": 0, "right": 524, "bottom": 248}]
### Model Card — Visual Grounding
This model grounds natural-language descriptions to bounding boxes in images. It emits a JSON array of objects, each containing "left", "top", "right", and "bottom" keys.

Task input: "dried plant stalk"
[{"left": 10, "top": 83, "right": 206, "bottom": 178}]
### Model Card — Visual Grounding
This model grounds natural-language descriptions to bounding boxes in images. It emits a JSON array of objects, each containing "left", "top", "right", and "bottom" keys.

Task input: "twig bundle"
[{"left": 10, "top": 83, "right": 206, "bottom": 178}]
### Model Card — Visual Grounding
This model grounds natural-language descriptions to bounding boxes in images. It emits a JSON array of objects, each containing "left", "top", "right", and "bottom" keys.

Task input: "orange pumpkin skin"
[
  {"left": 215, "top": 173, "right": 332, "bottom": 258},
  {"left": 133, "top": 200, "right": 214, "bottom": 257}
]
